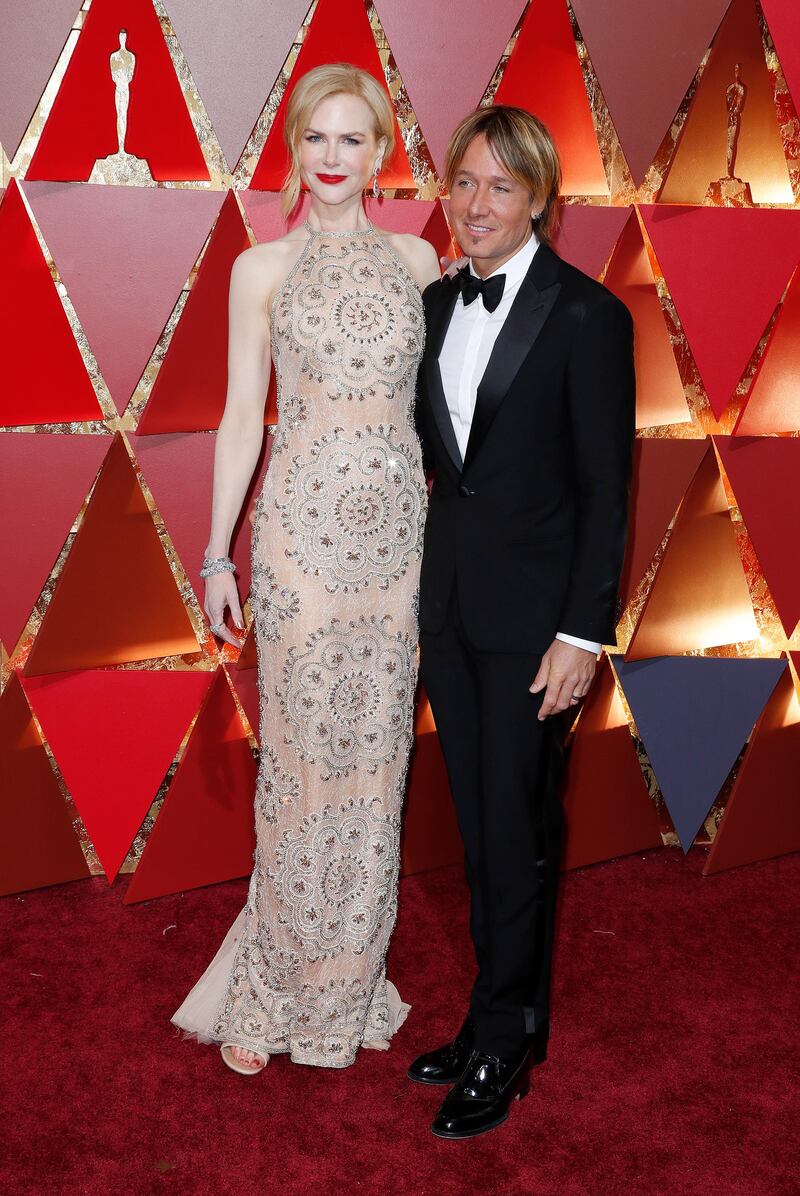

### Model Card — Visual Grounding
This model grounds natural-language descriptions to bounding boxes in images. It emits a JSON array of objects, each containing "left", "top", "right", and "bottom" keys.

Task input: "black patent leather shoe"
[
  {"left": 407, "top": 1013, "right": 476, "bottom": 1086},
  {"left": 430, "top": 1047, "right": 532, "bottom": 1139}
]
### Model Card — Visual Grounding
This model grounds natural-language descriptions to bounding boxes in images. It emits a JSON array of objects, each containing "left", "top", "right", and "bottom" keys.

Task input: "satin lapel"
[
  {"left": 424, "top": 280, "right": 463, "bottom": 473},
  {"left": 462, "top": 251, "right": 561, "bottom": 474}
]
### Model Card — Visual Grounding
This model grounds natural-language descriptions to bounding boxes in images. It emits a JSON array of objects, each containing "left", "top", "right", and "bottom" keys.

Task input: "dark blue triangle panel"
[{"left": 613, "top": 657, "right": 786, "bottom": 852}]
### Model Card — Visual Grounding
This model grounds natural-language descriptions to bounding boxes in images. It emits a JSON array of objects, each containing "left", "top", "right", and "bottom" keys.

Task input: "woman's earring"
[{"left": 372, "top": 163, "right": 381, "bottom": 198}]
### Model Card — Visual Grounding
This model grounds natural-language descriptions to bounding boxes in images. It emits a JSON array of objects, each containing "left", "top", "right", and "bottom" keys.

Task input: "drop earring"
[{"left": 372, "top": 162, "right": 381, "bottom": 198}]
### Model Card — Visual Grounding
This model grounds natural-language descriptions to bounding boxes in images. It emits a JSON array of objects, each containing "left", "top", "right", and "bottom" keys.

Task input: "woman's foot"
[
  {"left": 230, "top": 1046, "right": 266, "bottom": 1069},
  {"left": 220, "top": 1042, "right": 268, "bottom": 1074}
]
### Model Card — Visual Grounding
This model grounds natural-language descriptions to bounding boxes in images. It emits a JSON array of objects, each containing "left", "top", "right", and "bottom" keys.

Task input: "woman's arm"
[
  {"left": 203, "top": 245, "right": 275, "bottom": 646},
  {"left": 205, "top": 247, "right": 273, "bottom": 560}
]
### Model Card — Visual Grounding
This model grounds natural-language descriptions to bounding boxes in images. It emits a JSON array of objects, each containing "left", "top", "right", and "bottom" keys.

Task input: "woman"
[{"left": 170, "top": 63, "right": 440, "bottom": 1074}]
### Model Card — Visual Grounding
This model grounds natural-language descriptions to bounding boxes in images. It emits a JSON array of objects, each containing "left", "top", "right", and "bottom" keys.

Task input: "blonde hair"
[
  {"left": 281, "top": 63, "right": 395, "bottom": 217},
  {"left": 444, "top": 106, "right": 562, "bottom": 245}
]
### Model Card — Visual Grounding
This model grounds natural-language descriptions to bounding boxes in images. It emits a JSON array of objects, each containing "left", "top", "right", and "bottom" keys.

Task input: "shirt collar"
[{"left": 468, "top": 231, "right": 538, "bottom": 289}]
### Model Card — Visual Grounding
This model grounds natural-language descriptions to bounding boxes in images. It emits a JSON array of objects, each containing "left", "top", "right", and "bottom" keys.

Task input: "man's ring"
[{"left": 211, "top": 622, "right": 223, "bottom": 634}]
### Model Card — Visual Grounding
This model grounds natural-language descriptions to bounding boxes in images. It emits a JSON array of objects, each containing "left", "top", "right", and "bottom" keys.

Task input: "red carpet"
[{"left": 3, "top": 849, "right": 799, "bottom": 1196}]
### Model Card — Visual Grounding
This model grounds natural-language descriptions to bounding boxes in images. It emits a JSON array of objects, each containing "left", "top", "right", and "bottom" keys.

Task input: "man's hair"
[
  {"left": 444, "top": 106, "right": 562, "bottom": 245},
  {"left": 281, "top": 63, "right": 395, "bottom": 217}
]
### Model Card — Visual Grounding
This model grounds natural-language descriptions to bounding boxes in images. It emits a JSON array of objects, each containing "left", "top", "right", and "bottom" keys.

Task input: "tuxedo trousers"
[{"left": 419, "top": 583, "right": 566, "bottom": 1057}]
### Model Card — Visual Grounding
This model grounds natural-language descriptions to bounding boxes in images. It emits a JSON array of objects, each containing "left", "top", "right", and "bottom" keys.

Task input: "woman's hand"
[
  {"left": 204, "top": 573, "right": 245, "bottom": 649},
  {"left": 440, "top": 254, "right": 468, "bottom": 278}
]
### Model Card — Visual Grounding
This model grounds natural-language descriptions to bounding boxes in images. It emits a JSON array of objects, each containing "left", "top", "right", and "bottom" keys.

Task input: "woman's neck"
[{"left": 304, "top": 196, "right": 371, "bottom": 235}]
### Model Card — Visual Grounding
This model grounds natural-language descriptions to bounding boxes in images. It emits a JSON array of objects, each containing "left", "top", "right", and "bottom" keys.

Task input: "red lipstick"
[{"left": 316, "top": 173, "right": 348, "bottom": 184}]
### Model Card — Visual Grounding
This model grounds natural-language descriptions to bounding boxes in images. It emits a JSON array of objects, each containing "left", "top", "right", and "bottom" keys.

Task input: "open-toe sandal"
[{"left": 220, "top": 1043, "right": 268, "bottom": 1075}]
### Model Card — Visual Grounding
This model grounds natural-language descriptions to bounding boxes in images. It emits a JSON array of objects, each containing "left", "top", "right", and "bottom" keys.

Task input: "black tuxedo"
[
  {"left": 416, "top": 241, "right": 634, "bottom": 653},
  {"left": 415, "top": 242, "right": 635, "bottom": 1056}
]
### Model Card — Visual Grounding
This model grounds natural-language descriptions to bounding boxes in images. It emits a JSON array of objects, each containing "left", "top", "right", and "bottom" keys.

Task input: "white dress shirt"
[{"left": 438, "top": 233, "right": 601, "bottom": 657}]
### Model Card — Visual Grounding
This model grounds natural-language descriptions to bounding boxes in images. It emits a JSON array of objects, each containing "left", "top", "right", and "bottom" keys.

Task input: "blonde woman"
[{"left": 171, "top": 63, "right": 439, "bottom": 1074}]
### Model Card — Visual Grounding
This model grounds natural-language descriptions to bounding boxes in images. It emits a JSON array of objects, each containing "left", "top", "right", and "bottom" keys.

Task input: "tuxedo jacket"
[{"left": 414, "top": 241, "right": 635, "bottom": 654}]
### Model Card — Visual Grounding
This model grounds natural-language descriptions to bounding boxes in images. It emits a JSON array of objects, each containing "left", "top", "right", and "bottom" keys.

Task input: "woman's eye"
[{"left": 305, "top": 134, "right": 321, "bottom": 143}]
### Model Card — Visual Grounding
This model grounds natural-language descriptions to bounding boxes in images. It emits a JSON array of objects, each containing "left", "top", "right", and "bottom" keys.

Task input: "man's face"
[{"left": 448, "top": 133, "right": 540, "bottom": 278}]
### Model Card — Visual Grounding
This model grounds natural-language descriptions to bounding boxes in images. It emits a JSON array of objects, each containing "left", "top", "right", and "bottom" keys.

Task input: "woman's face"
[{"left": 299, "top": 92, "right": 386, "bottom": 207}]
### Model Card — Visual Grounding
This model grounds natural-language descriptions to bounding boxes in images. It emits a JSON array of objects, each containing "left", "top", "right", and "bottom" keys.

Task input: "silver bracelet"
[{"left": 200, "top": 555, "right": 236, "bottom": 579}]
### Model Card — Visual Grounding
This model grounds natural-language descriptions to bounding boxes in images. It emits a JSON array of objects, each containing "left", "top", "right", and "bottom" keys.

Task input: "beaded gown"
[{"left": 171, "top": 221, "right": 427, "bottom": 1068}]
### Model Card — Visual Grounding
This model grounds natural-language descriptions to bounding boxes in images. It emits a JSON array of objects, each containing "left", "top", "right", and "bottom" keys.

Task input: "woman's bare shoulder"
[
  {"left": 380, "top": 230, "right": 441, "bottom": 289},
  {"left": 233, "top": 235, "right": 304, "bottom": 281},
  {"left": 230, "top": 234, "right": 308, "bottom": 307}
]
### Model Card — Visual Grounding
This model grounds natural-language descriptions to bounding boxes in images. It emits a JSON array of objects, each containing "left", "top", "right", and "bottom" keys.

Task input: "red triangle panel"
[
  {"left": 735, "top": 266, "right": 800, "bottom": 435},
  {"left": 571, "top": 0, "right": 732, "bottom": 185},
  {"left": 0, "top": 672, "right": 90, "bottom": 897},
  {"left": 373, "top": 0, "right": 527, "bottom": 176},
  {"left": 641, "top": 206, "right": 800, "bottom": 420},
  {"left": 0, "top": 0, "right": 90, "bottom": 163},
  {"left": 235, "top": 621, "right": 259, "bottom": 671},
  {"left": 240, "top": 189, "right": 309, "bottom": 241},
  {"left": 24, "top": 434, "right": 200, "bottom": 676},
  {"left": 660, "top": 0, "right": 793, "bottom": 205},
  {"left": 26, "top": 182, "right": 225, "bottom": 415},
  {"left": 626, "top": 443, "right": 757, "bottom": 659},
  {"left": 166, "top": 0, "right": 313, "bottom": 173},
  {"left": 132, "top": 429, "right": 272, "bottom": 618},
  {"left": 230, "top": 665, "right": 260, "bottom": 742},
  {"left": 704, "top": 665, "right": 800, "bottom": 873},
  {"left": 26, "top": 0, "right": 208, "bottom": 182},
  {"left": 0, "top": 181, "right": 101, "bottom": 427},
  {"left": 561, "top": 658, "right": 662, "bottom": 870},
  {"left": 551, "top": 205, "right": 631, "bottom": 280},
  {"left": 21, "top": 668, "right": 212, "bottom": 883},
  {"left": 603, "top": 212, "right": 691, "bottom": 429},
  {"left": 762, "top": 0, "right": 800, "bottom": 122},
  {"left": 420, "top": 200, "right": 460, "bottom": 265},
  {"left": 250, "top": 0, "right": 414, "bottom": 191},
  {"left": 0, "top": 432, "right": 109, "bottom": 652},
  {"left": 124, "top": 669, "right": 257, "bottom": 903},
  {"left": 137, "top": 191, "right": 255, "bottom": 434},
  {"left": 618, "top": 438, "right": 709, "bottom": 611},
  {"left": 494, "top": 0, "right": 608, "bottom": 195},
  {"left": 716, "top": 436, "right": 800, "bottom": 638}
]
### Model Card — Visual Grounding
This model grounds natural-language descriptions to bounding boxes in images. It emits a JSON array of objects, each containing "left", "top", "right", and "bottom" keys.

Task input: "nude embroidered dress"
[{"left": 171, "top": 222, "right": 427, "bottom": 1067}]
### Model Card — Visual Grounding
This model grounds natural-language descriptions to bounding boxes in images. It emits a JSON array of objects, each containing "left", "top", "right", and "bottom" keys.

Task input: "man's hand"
[{"left": 530, "top": 640, "right": 597, "bottom": 721}]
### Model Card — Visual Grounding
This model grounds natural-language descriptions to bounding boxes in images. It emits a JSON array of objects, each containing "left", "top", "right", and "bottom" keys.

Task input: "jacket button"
[{"left": 458, "top": 484, "right": 475, "bottom": 497}]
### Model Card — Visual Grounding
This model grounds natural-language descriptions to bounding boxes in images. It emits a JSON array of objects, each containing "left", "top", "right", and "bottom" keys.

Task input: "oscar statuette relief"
[
  {"left": 89, "top": 29, "right": 155, "bottom": 185},
  {"left": 705, "top": 64, "right": 754, "bottom": 206}
]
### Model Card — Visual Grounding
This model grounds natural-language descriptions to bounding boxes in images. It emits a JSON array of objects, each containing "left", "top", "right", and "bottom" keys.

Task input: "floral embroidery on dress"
[
  {"left": 274, "top": 241, "right": 423, "bottom": 403},
  {"left": 276, "top": 423, "right": 425, "bottom": 592},
  {"left": 269, "top": 797, "right": 399, "bottom": 959},
  {"left": 255, "top": 744, "right": 301, "bottom": 822},
  {"left": 278, "top": 392, "right": 307, "bottom": 432},
  {"left": 278, "top": 615, "right": 416, "bottom": 779},
  {"left": 249, "top": 559, "right": 300, "bottom": 643}
]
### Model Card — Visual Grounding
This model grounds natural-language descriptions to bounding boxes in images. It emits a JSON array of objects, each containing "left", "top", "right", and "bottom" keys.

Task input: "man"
[{"left": 409, "top": 106, "right": 635, "bottom": 1139}]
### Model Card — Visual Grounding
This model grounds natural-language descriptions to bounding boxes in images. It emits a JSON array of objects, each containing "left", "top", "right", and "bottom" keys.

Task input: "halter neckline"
[{"left": 303, "top": 218, "right": 375, "bottom": 239}]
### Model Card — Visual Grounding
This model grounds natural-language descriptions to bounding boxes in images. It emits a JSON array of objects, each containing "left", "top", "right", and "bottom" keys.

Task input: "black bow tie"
[{"left": 454, "top": 265, "right": 506, "bottom": 313}]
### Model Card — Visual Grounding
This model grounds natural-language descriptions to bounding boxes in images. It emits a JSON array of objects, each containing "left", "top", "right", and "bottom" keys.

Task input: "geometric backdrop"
[{"left": 1, "top": 0, "right": 799, "bottom": 901}]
